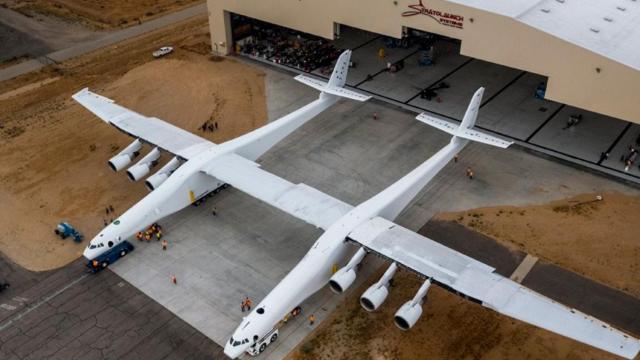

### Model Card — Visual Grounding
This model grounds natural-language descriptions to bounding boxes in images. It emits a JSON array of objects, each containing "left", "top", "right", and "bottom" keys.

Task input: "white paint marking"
[
  {"left": 510, "top": 254, "right": 539, "bottom": 283},
  {"left": 0, "top": 273, "right": 89, "bottom": 331}
]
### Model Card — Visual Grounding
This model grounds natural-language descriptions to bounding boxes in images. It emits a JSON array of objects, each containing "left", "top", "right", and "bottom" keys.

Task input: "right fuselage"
[{"left": 224, "top": 137, "right": 467, "bottom": 358}]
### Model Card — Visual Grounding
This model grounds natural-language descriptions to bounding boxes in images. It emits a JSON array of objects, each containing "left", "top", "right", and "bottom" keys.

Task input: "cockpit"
[
  {"left": 229, "top": 336, "right": 250, "bottom": 347},
  {"left": 88, "top": 242, "right": 105, "bottom": 250}
]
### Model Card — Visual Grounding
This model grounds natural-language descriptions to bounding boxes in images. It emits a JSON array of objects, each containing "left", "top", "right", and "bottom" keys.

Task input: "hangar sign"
[{"left": 402, "top": 0, "right": 464, "bottom": 29}]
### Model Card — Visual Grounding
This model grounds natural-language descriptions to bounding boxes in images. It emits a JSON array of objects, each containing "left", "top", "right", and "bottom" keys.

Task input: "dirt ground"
[
  {"left": 0, "top": 18, "right": 267, "bottom": 271},
  {"left": 438, "top": 192, "right": 640, "bottom": 298},
  {"left": 0, "top": 0, "right": 202, "bottom": 28},
  {"left": 287, "top": 193, "right": 640, "bottom": 360}
]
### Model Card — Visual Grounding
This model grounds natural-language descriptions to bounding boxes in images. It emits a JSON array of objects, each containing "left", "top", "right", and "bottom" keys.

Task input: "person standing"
[
  {"left": 161, "top": 239, "right": 168, "bottom": 251},
  {"left": 466, "top": 167, "right": 474, "bottom": 180},
  {"left": 308, "top": 314, "right": 316, "bottom": 326}
]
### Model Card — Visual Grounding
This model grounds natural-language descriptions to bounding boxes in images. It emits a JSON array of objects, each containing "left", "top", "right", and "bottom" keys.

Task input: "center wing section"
[
  {"left": 72, "top": 88, "right": 215, "bottom": 159},
  {"left": 203, "top": 153, "right": 353, "bottom": 230},
  {"left": 348, "top": 217, "right": 640, "bottom": 360}
]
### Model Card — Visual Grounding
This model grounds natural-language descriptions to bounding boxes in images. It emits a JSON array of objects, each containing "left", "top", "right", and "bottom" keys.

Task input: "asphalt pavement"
[{"left": 0, "top": 256, "right": 225, "bottom": 360}]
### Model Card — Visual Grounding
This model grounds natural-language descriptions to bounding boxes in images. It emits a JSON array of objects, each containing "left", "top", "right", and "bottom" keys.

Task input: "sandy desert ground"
[
  {"left": 438, "top": 192, "right": 640, "bottom": 298},
  {"left": 288, "top": 192, "right": 640, "bottom": 360},
  {"left": 0, "top": 18, "right": 267, "bottom": 271},
  {"left": 0, "top": 0, "right": 202, "bottom": 28}
]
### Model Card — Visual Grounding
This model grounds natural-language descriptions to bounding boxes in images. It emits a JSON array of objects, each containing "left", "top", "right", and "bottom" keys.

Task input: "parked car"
[{"left": 153, "top": 46, "right": 173, "bottom": 58}]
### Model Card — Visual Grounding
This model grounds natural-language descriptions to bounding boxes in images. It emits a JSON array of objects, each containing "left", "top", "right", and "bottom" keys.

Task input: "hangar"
[{"left": 206, "top": 0, "right": 640, "bottom": 181}]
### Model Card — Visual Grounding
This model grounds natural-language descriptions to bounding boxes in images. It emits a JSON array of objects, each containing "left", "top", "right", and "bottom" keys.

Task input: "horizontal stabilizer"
[
  {"left": 294, "top": 75, "right": 371, "bottom": 102},
  {"left": 416, "top": 113, "right": 512, "bottom": 149}
]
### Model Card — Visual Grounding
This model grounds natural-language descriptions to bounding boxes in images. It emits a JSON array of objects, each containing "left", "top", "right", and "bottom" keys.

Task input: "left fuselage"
[{"left": 83, "top": 145, "right": 227, "bottom": 260}]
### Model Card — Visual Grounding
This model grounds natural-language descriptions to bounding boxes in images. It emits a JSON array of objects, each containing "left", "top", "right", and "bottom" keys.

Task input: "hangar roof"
[{"left": 447, "top": 0, "right": 640, "bottom": 71}]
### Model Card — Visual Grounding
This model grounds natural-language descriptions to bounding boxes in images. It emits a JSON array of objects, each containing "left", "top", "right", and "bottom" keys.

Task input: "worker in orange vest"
[
  {"left": 136, "top": 231, "right": 143, "bottom": 241},
  {"left": 308, "top": 314, "right": 316, "bottom": 326},
  {"left": 92, "top": 260, "right": 99, "bottom": 269}
]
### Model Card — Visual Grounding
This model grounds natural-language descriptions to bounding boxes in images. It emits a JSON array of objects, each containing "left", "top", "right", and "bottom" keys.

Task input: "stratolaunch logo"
[{"left": 402, "top": 0, "right": 464, "bottom": 29}]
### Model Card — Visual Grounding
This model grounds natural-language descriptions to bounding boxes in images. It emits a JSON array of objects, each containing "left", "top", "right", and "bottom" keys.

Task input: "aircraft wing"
[
  {"left": 203, "top": 153, "right": 353, "bottom": 230},
  {"left": 72, "top": 88, "right": 215, "bottom": 159},
  {"left": 347, "top": 216, "right": 640, "bottom": 359}
]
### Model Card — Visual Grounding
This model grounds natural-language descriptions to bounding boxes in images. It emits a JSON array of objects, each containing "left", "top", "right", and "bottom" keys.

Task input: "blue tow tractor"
[
  {"left": 84, "top": 219, "right": 135, "bottom": 273},
  {"left": 55, "top": 222, "right": 84, "bottom": 243},
  {"left": 87, "top": 240, "right": 135, "bottom": 273}
]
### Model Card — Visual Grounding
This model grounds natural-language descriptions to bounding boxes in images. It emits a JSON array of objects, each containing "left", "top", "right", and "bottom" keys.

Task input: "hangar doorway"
[{"left": 228, "top": 13, "right": 640, "bottom": 184}]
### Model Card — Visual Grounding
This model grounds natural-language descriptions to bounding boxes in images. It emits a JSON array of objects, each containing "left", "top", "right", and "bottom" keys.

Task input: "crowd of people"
[{"left": 235, "top": 19, "right": 341, "bottom": 72}]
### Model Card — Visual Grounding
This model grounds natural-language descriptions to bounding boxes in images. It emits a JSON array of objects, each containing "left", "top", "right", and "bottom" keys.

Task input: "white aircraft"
[
  {"left": 72, "top": 50, "right": 369, "bottom": 263},
  {"left": 220, "top": 91, "right": 640, "bottom": 359},
  {"left": 72, "top": 49, "right": 640, "bottom": 359}
]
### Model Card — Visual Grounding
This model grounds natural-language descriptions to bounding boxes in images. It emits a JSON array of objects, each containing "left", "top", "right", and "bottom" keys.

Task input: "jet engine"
[
  {"left": 394, "top": 279, "right": 431, "bottom": 330},
  {"left": 360, "top": 263, "right": 397, "bottom": 312},
  {"left": 145, "top": 157, "right": 181, "bottom": 191},
  {"left": 126, "top": 147, "right": 160, "bottom": 181},
  {"left": 329, "top": 248, "right": 366, "bottom": 294},
  {"left": 108, "top": 139, "right": 141, "bottom": 171}
]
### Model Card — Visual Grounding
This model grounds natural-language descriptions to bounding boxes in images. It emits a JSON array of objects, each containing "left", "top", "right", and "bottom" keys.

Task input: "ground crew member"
[
  {"left": 454, "top": 154, "right": 459, "bottom": 163},
  {"left": 92, "top": 260, "right": 99, "bottom": 269},
  {"left": 171, "top": 275, "right": 177, "bottom": 285},
  {"left": 378, "top": 47, "right": 385, "bottom": 59},
  {"left": 466, "top": 167, "right": 474, "bottom": 180},
  {"left": 144, "top": 231, "right": 152, "bottom": 242},
  {"left": 156, "top": 229, "right": 162, "bottom": 240},
  {"left": 136, "top": 231, "right": 143, "bottom": 241},
  {"left": 373, "top": 112, "right": 378, "bottom": 120},
  {"left": 308, "top": 314, "right": 316, "bottom": 326},
  {"left": 245, "top": 297, "right": 252, "bottom": 311},
  {"left": 241, "top": 298, "right": 247, "bottom": 312},
  {"left": 161, "top": 239, "right": 168, "bottom": 251}
]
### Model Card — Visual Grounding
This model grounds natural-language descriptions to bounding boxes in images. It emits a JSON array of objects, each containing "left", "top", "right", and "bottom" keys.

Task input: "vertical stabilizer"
[
  {"left": 458, "top": 87, "right": 484, "bottom": 131},
  {"left": 327, "top": 50, "right": 351, "bottom": 88}
]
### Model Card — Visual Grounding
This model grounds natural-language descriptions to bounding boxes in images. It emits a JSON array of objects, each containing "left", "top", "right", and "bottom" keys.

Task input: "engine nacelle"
[
  {"left": 393, "top": 279, "right": 431, "bottom": 330},
  {"left": 360, "top": 262, "right": 397, "bottom": 312},
  {"left": 394, "top": 301, "right": 423, "bottom": 331},
  {"left": 361, "top": 285, "right": 389, "bottom": 312},
  {"left": 145, "top": 157, "right": 181, "bottom": 191},
  {"left": 126, "top": 147, "right": 160, "bottom": 181},
  {"left": 108, "top": 139, "right": 142, "bottom": 171},
  {"left": 145, "top": 172, "right": 169, "bottom": 191},
  {"left": 329, "top": 248, "right": 367, "bottom": 294},
  {"left": 329, "top": 268, "right": 356, "bottom": 294}
]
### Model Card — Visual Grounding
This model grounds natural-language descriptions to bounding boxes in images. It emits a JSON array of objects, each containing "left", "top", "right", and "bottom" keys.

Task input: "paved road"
[
  {"left": 0, "top": 258, "right": 224, "bottom": 360},
  {"left": 420, "top": 220, "right": 640, "bottom": 337},
  {"left": 0, "top": 3, "right": 207, "bottom": 82}
]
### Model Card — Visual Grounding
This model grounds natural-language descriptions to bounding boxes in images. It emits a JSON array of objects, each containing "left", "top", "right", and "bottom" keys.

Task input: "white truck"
[{"left": 152, "top": 46, "right": 173, "bottom": 58}]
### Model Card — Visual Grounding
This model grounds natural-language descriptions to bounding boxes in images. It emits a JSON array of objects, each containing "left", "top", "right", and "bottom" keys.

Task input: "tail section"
[
  {"left": 327, "top": 49, "right": 351, "bottom": 88},
  {"left": 294, "top": 50, "right": 371, "bottom": 102},
  {"left": 416, "top": 87, "right": 512, "bottom": 149},
  {"left": 459, "top": 87, "right": 484, "bottom": 130}
]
